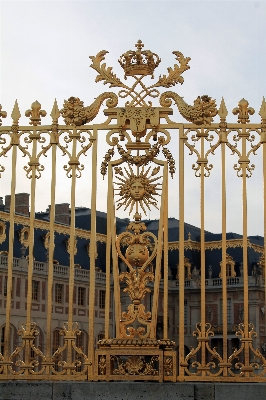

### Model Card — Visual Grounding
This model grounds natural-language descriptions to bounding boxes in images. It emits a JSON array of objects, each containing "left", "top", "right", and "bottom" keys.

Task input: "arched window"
[
  {"left": 0, "top": 326, "right": 5, "bottom": 355},
  {"left": 52, "top": 329, "right": 62, "bottom": 372}
]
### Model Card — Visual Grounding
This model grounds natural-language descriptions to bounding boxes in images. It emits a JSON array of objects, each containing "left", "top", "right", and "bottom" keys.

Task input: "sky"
[{"left": 0, "top": 0, "right": 266, "bottom": 236}]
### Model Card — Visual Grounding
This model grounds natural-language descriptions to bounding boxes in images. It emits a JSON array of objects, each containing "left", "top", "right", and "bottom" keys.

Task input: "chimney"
[
  {"left": 49, "top": 203, "right": 70, "bottom": 225},
  {"left": 5, "top": 193, "right": 29, "bottom": 216},
  {"left": 0, "top": 197, "right": 4, "bottom": 211}
]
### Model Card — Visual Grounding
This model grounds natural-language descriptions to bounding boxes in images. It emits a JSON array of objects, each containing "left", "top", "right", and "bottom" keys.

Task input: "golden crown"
[{"left": 118, "top": 40, "right": 161, "bottom": 78}]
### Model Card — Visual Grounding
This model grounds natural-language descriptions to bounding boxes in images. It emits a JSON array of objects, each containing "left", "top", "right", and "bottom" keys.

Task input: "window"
[
  {"left": 227, "top": 298, "right": 232, "bottom": 325},
  {"left": 184, "top": 299, "right": 188, "bottom": 325},
  {"left": 52, "top": 329, "right": 61, "bottom": 352},
  {"left": 220, "top": 298, "right": 232, "bottom": 325},
  {"left": 76, "top": 331, "right": 84, "bottom": 349},
  {"left": 1, "top": 326, "right": 5, "bottom": 355},
  {"left": 52, "top": 329, "right": 61, "bottom": 372},
  {"left": 32, "top": 280, "right": 39, "bottom": 301},
  {"left": 226, "top": 263, "right": 232, "bottom": 277},
  {"left": 4, "top": 276, "right": 7, "bottom": 297},
  {"left": 78, "top": 287, "right": 85, "bottom": 306},
  {"left": 99, "top": 290, "right": 106, "bottom": 309},
  {"left": 55, "top": 284, "right": 63, "bottom": 303},
  {"left": 149, "top": 293, "right": 153, "bottom": 312}
]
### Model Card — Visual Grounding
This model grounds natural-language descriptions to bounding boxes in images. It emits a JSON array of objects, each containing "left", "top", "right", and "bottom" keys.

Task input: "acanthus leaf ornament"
[
  {"left": 90, "top": 50, "right": 127, "bottom": 88},
  {"left": 90, "top": 40, "right": 191, "bottom": 107},
  {"left": 153, "top": 51, "right": 191, "bottom": 88}
]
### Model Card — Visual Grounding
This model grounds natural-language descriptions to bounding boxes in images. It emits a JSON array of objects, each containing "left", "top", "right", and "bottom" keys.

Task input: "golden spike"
[
  {"left": 11, "top": 99, "right": 21, "bottom": 124},
  {"left": 259, "top": 96, "right": 266, "bottom": 120},
  {"left": 218, "top": 97, "right": 228, "bottom": 120},
  {"left": 50, "top": 99, "right": 60, "bottom": 122}
]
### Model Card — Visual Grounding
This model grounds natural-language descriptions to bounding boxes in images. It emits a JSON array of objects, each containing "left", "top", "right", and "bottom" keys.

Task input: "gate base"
[{"left": 94, "top": 338, "right": 176, "bottom": 382}]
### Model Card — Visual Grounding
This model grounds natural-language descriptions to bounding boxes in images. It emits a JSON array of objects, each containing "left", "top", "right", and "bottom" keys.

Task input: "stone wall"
[{"left": 0, "top": 382, "right": 266, "bottom": 400}]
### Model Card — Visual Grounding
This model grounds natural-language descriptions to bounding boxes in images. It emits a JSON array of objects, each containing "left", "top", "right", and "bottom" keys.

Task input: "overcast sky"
[{"left": 0, "top": 0, "right": 266, "bottom": 236}]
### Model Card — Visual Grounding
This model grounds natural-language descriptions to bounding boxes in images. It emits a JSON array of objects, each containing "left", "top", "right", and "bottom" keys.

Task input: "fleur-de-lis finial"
[
  {"left": 232, "top": 98, "right": 255, "bottom": 123},
  {"left": 0, "top": 105, "right": 7, "bottom": 126},
  {"left": 25, "top": 100, "right": 47, "bottom": 126}
]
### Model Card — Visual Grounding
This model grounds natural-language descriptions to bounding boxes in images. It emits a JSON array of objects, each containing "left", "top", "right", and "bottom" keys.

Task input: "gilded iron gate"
[{"left": 0, "top": 41, "right": 265, "bottom": 381}]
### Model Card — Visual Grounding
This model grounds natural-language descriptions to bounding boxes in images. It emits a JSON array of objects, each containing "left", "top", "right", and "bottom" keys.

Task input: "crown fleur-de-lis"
[
  {"left": 25, "top": 100, "right": 47, "bottom": 126},
  {"left": 0, "top": 105, "right": 7, "bottom": 126},
  {"left": 118, "top": 40, "right": 161, "bottom": 78}
]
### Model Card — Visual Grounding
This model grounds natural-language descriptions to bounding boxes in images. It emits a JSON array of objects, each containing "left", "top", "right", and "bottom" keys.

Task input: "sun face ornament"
[{"left": 114, "top": 165, "right": 162, "bottom": 215}]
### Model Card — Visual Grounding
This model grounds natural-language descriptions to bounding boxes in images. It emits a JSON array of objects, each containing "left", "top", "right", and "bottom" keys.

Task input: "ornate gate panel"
[{"left": 0, "top": 40, "right": 265, "bottom": 382}]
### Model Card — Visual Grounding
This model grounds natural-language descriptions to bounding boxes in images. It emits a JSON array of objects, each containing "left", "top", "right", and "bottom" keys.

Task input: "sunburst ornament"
[{"left": 114, "top": 165, "right": 162, "bottom": 215}]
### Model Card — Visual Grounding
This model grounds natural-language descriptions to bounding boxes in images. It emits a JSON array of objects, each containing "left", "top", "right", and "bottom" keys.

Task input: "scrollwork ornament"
[
  {"left": 90, "top": 41, "right": 191, "bottom": 106},
  {"left": 182, "top": 322, "right": 223, "bottom": 377},
  {"left": 9, "top": 322, "right": 46, "bottom": 375},
  {"left": 111, "top": 355, "right": 159, "bottom": 376}
]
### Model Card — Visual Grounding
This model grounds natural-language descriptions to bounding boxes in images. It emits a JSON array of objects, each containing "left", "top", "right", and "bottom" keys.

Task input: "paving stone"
[
  {"left": 70, "top": 382, "right": 194, "bottom": 400},
  {"left": 53, "top": 382, "right": 71, "bottom": 400},
  {"left": 0, "top": 381, "right": 52, "bottom": 400},
  {"left": 215, "top": 383, "right": 266, "bottom": 400},
  {"left": 194, "top": 383, "right": 214, "bottom": 400}
]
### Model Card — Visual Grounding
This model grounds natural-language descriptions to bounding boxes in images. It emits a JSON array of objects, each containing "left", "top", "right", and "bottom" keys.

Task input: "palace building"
[{"left": 0, "top": 193, "right": 265, "bottom": 362}]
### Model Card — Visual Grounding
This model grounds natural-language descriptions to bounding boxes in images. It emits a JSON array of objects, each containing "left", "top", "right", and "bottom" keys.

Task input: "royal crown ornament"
[{"left": 118, "top": 40, "right": 161, "bottom": 78}]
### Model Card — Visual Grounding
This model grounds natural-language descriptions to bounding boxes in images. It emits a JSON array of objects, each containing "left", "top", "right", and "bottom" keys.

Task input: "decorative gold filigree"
[
  {"left": 111, "top": 355, "right": 159, "bottom": 375},
  {"left": 164, "top": 356, "right": 173, "bottom": 376},
  {"left": 160, "top": 92, "right": 218, "bottom": 125},
  {"left": 19, "top": 227, "right": 30, "bottom": 248},
  {"left": 119, "top": 40, "right": 161, "bottom": 79},
  {"left": 114, "top": 165, "right": 161, "bottom": 215},
  {"left": 0, "top": 105, "right": 7, "bottom": 126},
  {"left": 0, "top": 211, "right": 107, "bottom": 243},
  {"left": 153, "top": 51, "right": 190, "bottom": 88},
  {"left": 65, "top": 238, "right": 77, "bottom": 255},
  {"left": 98, "top": 355, "right": 106, "bottom": 375},
  {"left": 43, "top": 232, "right": 53, "bottom": 250},
  {"left": 233, "top": 98, "right": 255, "bottom": 124},
  {"left": 116, "top": 218, "right": 158, "bottom": 338},
  {"left": 9, "top": 322, "right": 46, "bottom": 375},
  {"left": 90, "top": 51, "right": 127, "bottom": 89},
  {"left": 60, "top": 93, "right": 118, "bottom": 126},
  {"left": 219, "top": 253, "right": 236, "bottom": 278},
  {"left": 120, "top": 270, "right": 154, "bottom": 302},
  {"left": 228, "top": 323, "right": 266, "bottom": 377},
  {"left": 25, "top": 101, "right": 47, "bottom": 126},
  {"left": 0, "top": 221, "right": 6, "bottom": 244},
  {"left": 51, "top": 322, "right": 89, "bottom": 375},
  {"left": 90, "top": 41, "right": 190, "bottom": 106},
  {"left": 182, "top": 323, "right": 223, "bottom": 377}
]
